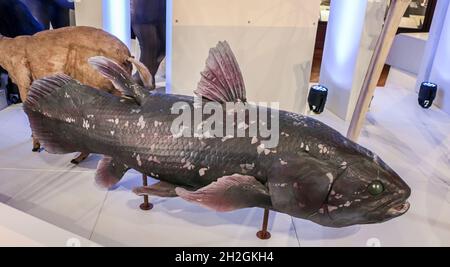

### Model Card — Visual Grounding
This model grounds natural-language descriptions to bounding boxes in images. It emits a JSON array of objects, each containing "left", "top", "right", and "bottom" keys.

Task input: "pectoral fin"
[
  {"left": 95, "top": 156, "right": 129, "bottom": 189},
  {"left": 175, "top": 174, "right": 271, "bottom": 212},
  {"left": 133, "top": 181, "right": 178, "bottom": 197}
]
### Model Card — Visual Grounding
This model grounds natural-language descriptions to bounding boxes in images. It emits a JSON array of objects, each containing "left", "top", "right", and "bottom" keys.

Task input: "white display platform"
[
  {"left": 0, "top": 84, "right": 450, "bottom": 246},
  {"left": 0, "top": 203, "right": 98, "bottom": 247}
]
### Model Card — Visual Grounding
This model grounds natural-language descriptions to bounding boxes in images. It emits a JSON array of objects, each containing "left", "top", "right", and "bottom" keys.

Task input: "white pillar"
[
  {"left": 320, "top": 0, "right": 387, "bottom": 120},
  {"left": 416, "top": 1, "right": 450, "bottom": 115},
  {"left": 166, "top": 0, "right": 173, "bottom": 93},
  {"left": 74, "top": 0, "right": 131, "bottom": 49}
]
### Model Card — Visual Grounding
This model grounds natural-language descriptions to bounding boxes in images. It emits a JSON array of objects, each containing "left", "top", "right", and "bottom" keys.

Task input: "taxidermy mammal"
[
  {"left": 131, "top": 0, "right": 166, "bottom": 87},
  {"left": 0, "top": 0, "right": 44, "bottom": 105},
  {"left": 20, "top": 0, "right": 74, "bottom": 29},
  {"left": 23, "top": 42, "right": 410, "bottom": 227},
  {"left": 0, "top": 26, "right": 152, "bottom": 162}
]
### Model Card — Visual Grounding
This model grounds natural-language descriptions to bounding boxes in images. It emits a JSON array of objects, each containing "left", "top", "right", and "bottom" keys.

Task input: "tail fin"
[{"left": 89, "top": 56, "right": 149, "bottom": 105}]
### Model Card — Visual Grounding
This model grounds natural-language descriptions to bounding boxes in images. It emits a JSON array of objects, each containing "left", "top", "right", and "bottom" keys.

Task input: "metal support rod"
[
  {"left": 256, "top": 208, "right": 271, "bottom": 240},
  {"left": 139, "top": 174, "right": 153, "bottom": 211},
  {"left": 347, "top": 0, "right": 412, "bottom": 141}
]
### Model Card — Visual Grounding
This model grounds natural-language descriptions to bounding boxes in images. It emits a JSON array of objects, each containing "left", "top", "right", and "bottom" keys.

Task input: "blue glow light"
[
  {"left": 312, "top": 85, "right": 328, "bottom": 92},
  {"left": 165, "top": 0, "right": 173, "bottom": 94},
  {"left": 422, "top": 82, "right": 437, "bottom": 87},
  {"left": 103, "top": 0, "right": 131, "bottom": 49}
]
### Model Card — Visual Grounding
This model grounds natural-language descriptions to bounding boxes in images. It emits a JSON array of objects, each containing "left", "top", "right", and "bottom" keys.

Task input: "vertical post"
[
  {"left": 347, "top": 0, "right": 412, "bottom": 141},
  {"left": 256, "top": 208, "right": 271, "bottom": 240},
  {"left": 139, "top": 175, "right": 153, "bottom": 211}
]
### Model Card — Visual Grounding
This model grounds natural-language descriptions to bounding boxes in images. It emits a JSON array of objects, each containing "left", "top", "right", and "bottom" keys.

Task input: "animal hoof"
[
  {"left": 32, "top": 147, "right": 41, "bottom": 152},
  {"left": 70, "top": 159, "right": 80, "bottom": 165}
]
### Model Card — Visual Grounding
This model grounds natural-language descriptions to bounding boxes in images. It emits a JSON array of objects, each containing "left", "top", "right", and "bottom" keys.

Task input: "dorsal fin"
[
  {"left": 194, "top": 41, "right": 246, "bottom": 103},
  {"left": 88, "top": 56, "right": 148, "bottom": 105}
]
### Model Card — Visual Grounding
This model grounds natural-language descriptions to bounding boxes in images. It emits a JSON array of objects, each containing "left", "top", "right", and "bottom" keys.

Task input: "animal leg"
[
  {"left": 71, "top": 152, "right": 90, "bottom": 165},
  {"left": 31, "top": 136, "right": 41, "bottom": 152}
]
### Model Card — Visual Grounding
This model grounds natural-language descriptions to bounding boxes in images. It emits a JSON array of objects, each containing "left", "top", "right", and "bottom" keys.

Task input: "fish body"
[{"left": 24, "top": 42, "right": 411, "bottom": 227}]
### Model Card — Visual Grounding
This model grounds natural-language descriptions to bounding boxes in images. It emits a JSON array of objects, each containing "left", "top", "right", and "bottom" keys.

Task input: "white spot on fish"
[
  {"left": 326, "top": 172, "right": 334, "bottom": 183},
  {"left": 344, "top": 201, "right": 352, "bottom": 207},
  {"left": 280, "top": 159, "right": 288, "bottom": 165},
  {"left": 137, "top": 116, "right": 146, "bottom": 130},
  {"left": 300, "top": 142, "right": 304, "bottom": 148},
  {"left": 115, "top": 118, "right": 119, "bottom": 125},
  {"left": 141, "top": 134, "right": 145, "bottom": 138},
  {"left": 87, "top": 115, "right": 94, "bottom": 119},
  {"left": 328, "top": 206, "right": 339, "bottom": 212},
  {"left": 251, "top": 136, "right": 258, "bottom": 144},
  {"left": 107, "top": 119, "right": 115, "bottom": 123},
  {"left": 271, "top": 183, "right": 288, "bottom": 188},
  {"left": 281, "top": 132, "right": 290, "bottom": 137},
  {"left": 136, "top": 154, "right": 142, "bottom": 166},
  {"left": 305, "top": 145, "right": 310, "bottom": 152},
  {"left": 82, "top": 119, "right": 90, "bottom": 130},
  {"left": 154, "top": 120, "right": 162, "bottom": 127},
  {"left": 199, "top": 168, "right": 208, "bottom": 176},
  {"left": 64, "top": 92, "right": 70, "bottom": 98},
  {"left": 183, "top": 161, "right": 195, "bottom": 170},
  {"left": 131, "top": 109, "right": 141, "bottom": 114},
  {"left": 148, "top": 156, "right": 161, "bottom": 164},
  {"left": 222, "top": 135, "right": 233, "bottom": 142},
  {"left": 110, "top": 131, "right": 115, "bottom": 136},
  {"left": 124, "top": 121, "right": 129, "bottom": 127},
  {"left": 257, "top": 144, "right": 266, "bottom": 154},
  {"left": 335, "top": 194, "right": 343, "bottom": 199},
  {"left": 65, "top": 117, "right": 75, "bottom": 123}
]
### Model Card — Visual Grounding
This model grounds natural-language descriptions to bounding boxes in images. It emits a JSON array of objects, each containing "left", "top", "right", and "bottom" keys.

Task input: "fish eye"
[{"left": 367, "top": 181, "right": 384, "bottom": 196}]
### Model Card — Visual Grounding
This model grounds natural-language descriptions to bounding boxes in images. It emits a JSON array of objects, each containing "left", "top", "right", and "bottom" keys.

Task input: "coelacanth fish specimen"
[{"left": 23, "top": 41, "right": 410, "bottom": 227}]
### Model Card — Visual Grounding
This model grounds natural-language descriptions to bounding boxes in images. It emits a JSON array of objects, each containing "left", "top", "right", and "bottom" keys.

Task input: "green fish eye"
[{"left": 368, "top": 181, "right": 384, "bottom": 196}]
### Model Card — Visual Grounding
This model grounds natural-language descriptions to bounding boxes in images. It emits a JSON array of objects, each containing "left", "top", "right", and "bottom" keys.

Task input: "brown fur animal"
[{"left": 0, "top": 26, "right": 152, "bottom": 162}]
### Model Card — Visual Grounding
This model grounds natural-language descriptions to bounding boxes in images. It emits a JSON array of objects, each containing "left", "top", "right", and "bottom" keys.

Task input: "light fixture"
[
  {"left": 418, "top": 82, "right": 437, "bottom": 109},
  {"left": 308, "top": 85, "right": 328, "bottom": 114}
]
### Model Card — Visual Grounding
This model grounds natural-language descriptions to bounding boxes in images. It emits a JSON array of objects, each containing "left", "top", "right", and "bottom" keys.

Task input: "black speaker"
[
  {"left": 418, "top": 82, "right": 437, "bottom": 109},
  {"left": 308, "top": 85, "right": 328, "bottom": 114}
]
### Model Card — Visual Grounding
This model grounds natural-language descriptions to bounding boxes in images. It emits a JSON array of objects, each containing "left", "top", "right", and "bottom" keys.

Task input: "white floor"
[{"left": 0, "top": 85, "right": 449, "bottom": 247}]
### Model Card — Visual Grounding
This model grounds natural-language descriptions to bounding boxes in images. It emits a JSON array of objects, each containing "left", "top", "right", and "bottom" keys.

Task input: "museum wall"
[{"left": 169, "top": 0, "right": 320, "bottom": 114}]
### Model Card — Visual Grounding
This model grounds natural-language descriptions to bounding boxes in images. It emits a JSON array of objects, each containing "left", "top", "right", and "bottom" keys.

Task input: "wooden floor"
[{"left": 310, "top": 47, "right": 390, "bottom": 86}]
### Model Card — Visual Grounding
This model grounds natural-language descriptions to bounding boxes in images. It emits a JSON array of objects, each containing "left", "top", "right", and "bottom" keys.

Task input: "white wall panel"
[{"left": 169, "top": 0, "right": 320, "bottom": 113}]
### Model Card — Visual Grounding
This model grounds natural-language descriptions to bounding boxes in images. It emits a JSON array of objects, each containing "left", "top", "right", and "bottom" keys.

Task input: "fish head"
[{"left": 309, "top": 148, "right": 411, "bottom": 227}]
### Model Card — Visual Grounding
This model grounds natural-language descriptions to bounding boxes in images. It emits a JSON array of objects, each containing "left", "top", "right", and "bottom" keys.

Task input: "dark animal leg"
[
  {"left": 132, "top": 23, "right": 162, "bottom": 87},
  {"left": 21, "top": 0, "right": 50, "bottom": 29},
  {"left": 47, "top": 1, "right": 71, "bottom": 29},
  {"left": 139, "top": 174, "right": 153, "bottom": 211},
  {"left": 32, "top": 135, "right": 41, "bottom": 152},
  {"left": 256, "top": 208, "right": 271, "bottom": 240},
  {"left": 70, "top": 152, "right": 89, "bottom": 165}
]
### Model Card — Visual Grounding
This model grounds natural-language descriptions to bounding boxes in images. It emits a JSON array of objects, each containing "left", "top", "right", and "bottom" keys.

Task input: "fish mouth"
[{"left": 386, "top": 201, "right": 410, "bottom": 217}]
